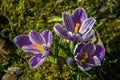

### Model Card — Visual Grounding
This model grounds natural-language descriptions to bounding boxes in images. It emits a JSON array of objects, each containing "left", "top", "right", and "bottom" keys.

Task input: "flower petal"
[
  {"left": 83, "top": 43, "right": 96, "bottom": 56},
  {"left": 29, "top": 55, "right": 46, "bottom": 68},
  {"left": 94, "top": 45, "right": 105, "bottom": 61},
  {"left": 79, "top": 18, "right": 96, "bottom": 35},
  {"left": 22, "top": 44, "right": 42, "bottom": 55},
  {"left": 54, "top": 23, "right": 68, "bottom": 38},
  {"left": 42, "top": 44, "right": 50, "bottom": 57},
  {"left": 67, "top": 32, "right": 82, "bottom": 41},
  {"left": 75, "top": 52, "right": 83, "bottom": 63},
  {"left": 72, "top": 8, "right": 87, "bottom": 26},
  {"left": 14, "top": 35, "right": 32, "bottom": 48},
  {"left": 87, "top": 56, "right": 101, "bottom": 66},
  {"left": 74, "top": 43, "right": 85, "bottom": 55},
  {"left": 77, "top": 63, "right": 92, "bottom": 71},
  {"left": 82, "top": 30, "right": 95, "bottom": 41},
  {"left": 42, "top": 30, "right": 53, "bottom": 47},
  {"left": 29, "top": 30, "right": 45, "bottom": 45},
  {"left": 62, "top": 12, "right": 74, "bottom": 32},
  {"left": 74, "top": 44, "right": 87, "bottom": 62},
  {"left": 42, "top": 51, "right": 49, "bottom": 58}
]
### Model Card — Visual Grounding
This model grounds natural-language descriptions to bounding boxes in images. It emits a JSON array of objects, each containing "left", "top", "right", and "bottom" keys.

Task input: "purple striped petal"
[
  {"left": 77, "top": 63, "right": 92, "bottom": 71},
  {"left": 54, "top": 23, "right": 68, "bottom": 38},
  {"left": 74, "top": 43, "right": 87, "bottom": 62},
  {"left": 67, "top": 32, "right": 76, "bottom": 41},
  {"left": 29, "top": 30, "right": 45, "bottom": 45},
  {"left": 42, "top": 51, "right": 49, "bottom": 58},
  {"left": 67, "top": 32, "right": 82, "bottom": 41},
  {"left": 29, "top": 55, "right": 46, "bottom": 68},
  {"left": 42, "top": 44, "right": 50, "bottom": 57},
  {"left": 22, "top": 44, "right": 42, "bottom": 55},
  {"left": 94, "top": 45, "right": 105, "bottom": 61},
  {"left": 87, "top": 56, "right": 101, "bottom": 66},
  {"left": 79, "top": 18, "right": 96, "bottom": 35},
  {"left": 42, "top": 30, "right": 53, "bottom": 47},
  {"left": 82, "top": 30, "right": 95, "bottom": 41},
  {"left": 14, "top": 35, "right": 32, "bottom": 48},
  {"left": 62, "top": 12, "right": 74, "bottom": 32},
  {"left": 82, "top": 43, "right": 96, "bottom": 56},
  {"left": 74, "top": 43, "right": 85, "bottom": 55},
  {"left": 72, "top": 8, "right": 87, "bottom": 26},
  {"left": 75, "top": 52, "right": 83, "bottom": 63}
]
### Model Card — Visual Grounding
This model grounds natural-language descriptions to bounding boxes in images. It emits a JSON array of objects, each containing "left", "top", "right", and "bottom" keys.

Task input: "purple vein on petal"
[
  {"left": 54, "top": 23, "right": 68, "bottom": 38},
  {"left": 62, "top": 12, "right": 74, "bottom": 32}
]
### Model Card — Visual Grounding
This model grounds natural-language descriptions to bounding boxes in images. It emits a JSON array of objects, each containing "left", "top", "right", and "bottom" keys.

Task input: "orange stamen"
[
  {"left": 83, "top": 52, "right": 89, "bottom": 59},
  {"left": 74, "top": 23, "right": 81, "bottom": 33},
  {"left": 33, "top": 43, "right": 44, "bottom": 54},
  {"left": 80, "top": 52, "right": 89, "bottom": 64}
]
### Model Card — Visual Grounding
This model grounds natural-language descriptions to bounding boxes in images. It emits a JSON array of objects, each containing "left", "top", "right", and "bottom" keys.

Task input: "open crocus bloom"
[
  {"left": 54, "top": 7, "right": 96, "bottom": 41},
  {"left": 74, "top": 43, "right": 105, "bottom": 71},
  {"left": 14, "top": 30, "right": 52, "bottom": 68}
]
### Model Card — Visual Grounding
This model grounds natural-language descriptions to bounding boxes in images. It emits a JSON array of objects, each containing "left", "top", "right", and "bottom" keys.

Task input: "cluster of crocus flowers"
[
  {"left": 54, "top": 8, "right": 96, "bottom": 41},
  {"left": 54, "top": 7, "right": 105, "bottom": 71},
  {"left": 14, "top": 30, "right": 52, "bottom": 68},
  {"left": 14, "top": 7, "right": 105, "bottom": 71}
]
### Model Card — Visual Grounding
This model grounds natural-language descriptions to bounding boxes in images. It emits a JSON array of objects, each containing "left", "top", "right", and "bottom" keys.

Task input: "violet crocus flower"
[
  {"left": 54, "top": 7, "right": 96, "bottom": 41},
  {"left": 73, "top": 43, "right": 105, "bottom": 71},
  {"left": 14, "top": 30, "right": 52, "bottom": 68}
]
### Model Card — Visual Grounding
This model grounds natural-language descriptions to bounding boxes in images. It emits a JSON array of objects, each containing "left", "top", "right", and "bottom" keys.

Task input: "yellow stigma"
[
  {"left": 80, "top": 52, "right": 89, "bottom": 64},
  {"left": 74, "top": 23, "right": 81, "bottom": 34},
  {"left": 33, "top": 43, "right": 44, "bottom": 54}
]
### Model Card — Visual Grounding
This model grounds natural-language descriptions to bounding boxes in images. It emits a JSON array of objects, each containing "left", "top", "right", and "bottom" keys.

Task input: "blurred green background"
[{"left": 0, "top": 0, "right": 120, "bottom": 80}]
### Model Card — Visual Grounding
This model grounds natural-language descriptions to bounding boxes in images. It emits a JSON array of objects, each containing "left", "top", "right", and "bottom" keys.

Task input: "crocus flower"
[
  {"left": 73, "top": 43, "right": 105, "bottom": 71},
  {"left": 14, "top": 30, "right": 52, "bottom": 68},
  {"left": 54, "top": 7, "right": 96, "bottom": 41}
]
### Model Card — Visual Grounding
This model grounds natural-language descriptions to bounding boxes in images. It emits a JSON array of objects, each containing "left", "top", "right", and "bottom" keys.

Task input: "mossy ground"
[{"left": 0, "top": 0, "right": 120, "bottom": 80}]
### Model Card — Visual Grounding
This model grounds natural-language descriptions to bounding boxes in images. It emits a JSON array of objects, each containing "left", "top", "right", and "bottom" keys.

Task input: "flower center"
[
  {"left": 80, "top": 52, "right": 89, "bottom": 64},
  {"left": 33, "top": 43, "right": 45, "bottom": 54},
  {"left": 74, "top": 23, "right": 81, "bottom": 34}
]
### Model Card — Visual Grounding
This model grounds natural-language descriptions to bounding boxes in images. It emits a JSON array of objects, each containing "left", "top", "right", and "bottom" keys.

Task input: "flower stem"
[
  {"left": 83, "top": 71, "right": 92, "bottom": 78},
  {"left": 54, "top": 37, "right": 62, "bottom": 64},
  {"left": 77, "top": 68, "right": 80, "bottom": 80},
  {"left": 70, "top": 41, "right": 74, "bottom": 54}
]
